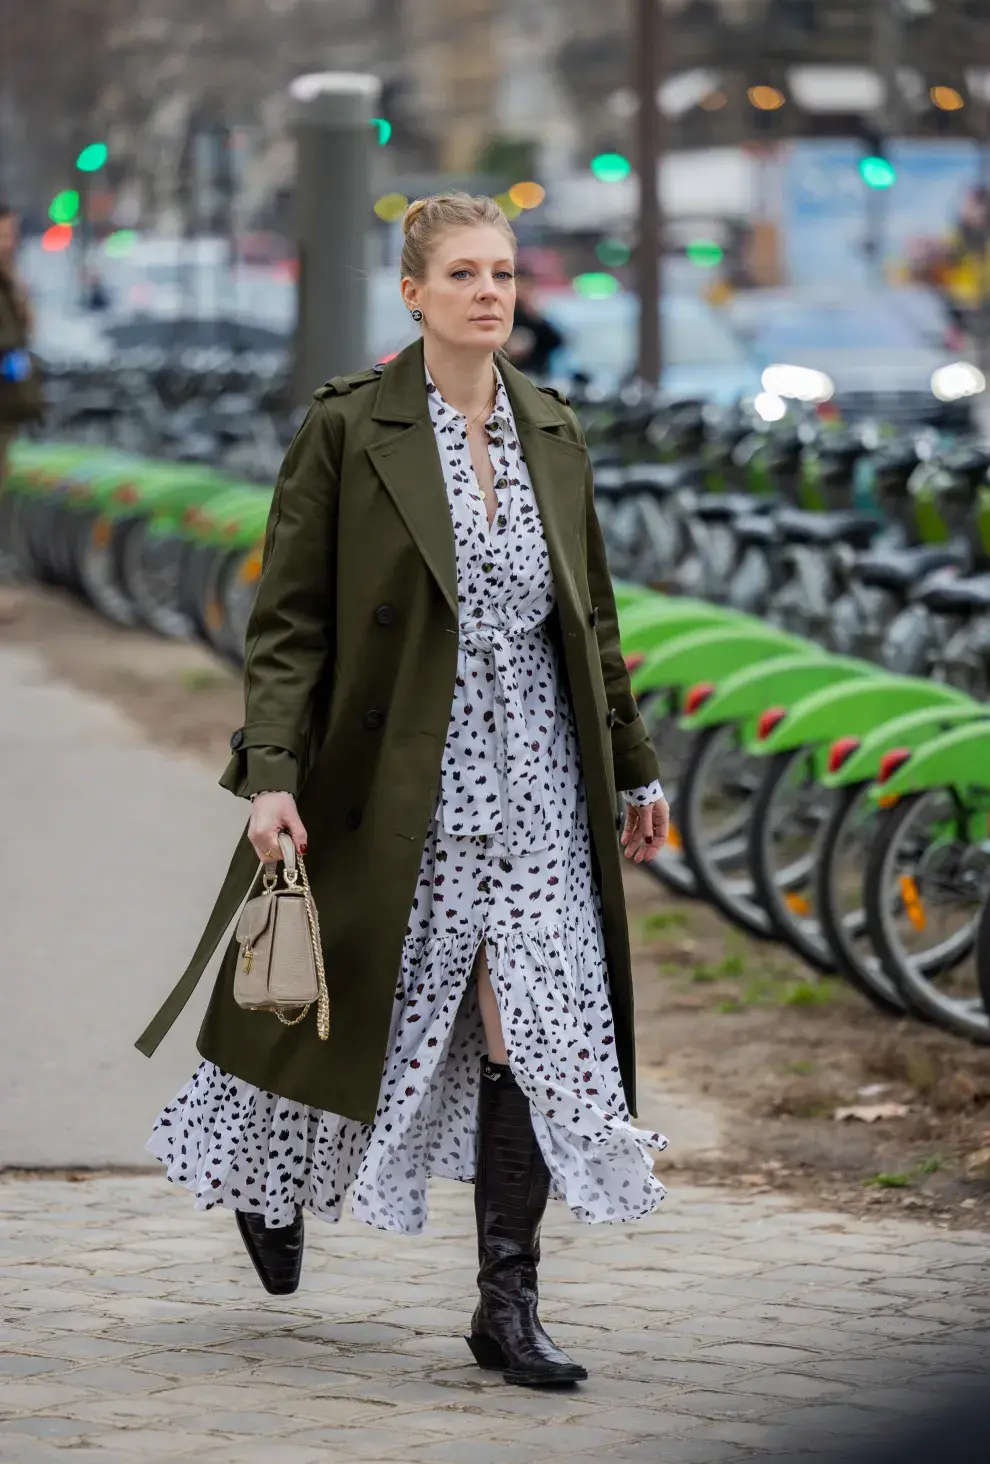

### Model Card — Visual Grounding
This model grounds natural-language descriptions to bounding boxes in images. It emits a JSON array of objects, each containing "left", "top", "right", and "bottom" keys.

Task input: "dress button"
[
  {"left": 363, "top": 709, "right": 385, "bottom": 730},
  {"left": 229, "top": 727, "right": 245, "bottom": 751},
  {"left": 482, "top": 561, "right": 494, "bottom": 573},
  {"left": 375, "top": 603, "right": 396, "bottom": 626},
  {"left": 345, "top": 807, "right": 362, "bottom": 830},
  {"left": 497, "top": 515, "right": 507, "bottom": 529}
]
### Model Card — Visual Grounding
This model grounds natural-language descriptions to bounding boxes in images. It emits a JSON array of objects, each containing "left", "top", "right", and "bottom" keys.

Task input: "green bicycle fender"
[
  {"left": 753, "top": 676, "right": 973, "bottom": 760},
  {"left": 823, "top": 702, "right": 990, "bottom": 789},
  {"left": 869, "top": 719, "right": 990, "bottom": 805},
  {"left": 681, "top": 653, "right": 870, "bottom": 735},
  {"left": 630, "top": 625, "right": 808, "bottom": 701},
  {"left": 621, "top": 603, "right": 753, "bottom": 658}
]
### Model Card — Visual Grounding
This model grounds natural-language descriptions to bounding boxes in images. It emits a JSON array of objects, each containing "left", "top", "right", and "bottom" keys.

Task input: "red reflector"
[
  {"left": 684, "top": 681, "right": 716, "bottom": 716},
  {"left": 757, "top": 705, "right": 787, "bottom": 740},
  {"left": 624, "top": 652, "right": 645, "bottom": 673},
  {"left": 827, "top": 736, "right": 861, "bottom": 774},
  {"left": 878, "top": 747, "right": 911, "bottom": 785},
  {"left": 113, "top": 483, "right": 139, "bottom": 504}
]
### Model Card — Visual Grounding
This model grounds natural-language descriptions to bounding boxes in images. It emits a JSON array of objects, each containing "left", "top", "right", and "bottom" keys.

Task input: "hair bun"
[{"left": 402, "top": 198, "right": 429, "bottom": 237}]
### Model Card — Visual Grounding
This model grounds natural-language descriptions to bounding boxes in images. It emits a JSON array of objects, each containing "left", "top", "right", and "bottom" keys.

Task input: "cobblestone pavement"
[{"left": 1, "top": 1175, "right": 988, "bottom": 1464}]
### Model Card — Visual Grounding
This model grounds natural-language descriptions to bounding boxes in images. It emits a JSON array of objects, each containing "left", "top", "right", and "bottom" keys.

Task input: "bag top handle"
[{"left": 262, "top": 830, "right": 298, "bottom": 879}]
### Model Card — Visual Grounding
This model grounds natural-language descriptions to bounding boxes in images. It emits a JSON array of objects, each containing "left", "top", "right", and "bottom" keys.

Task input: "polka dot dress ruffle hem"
[{"left": 147, "top": 366, "right": 667, "bottom": 1234}]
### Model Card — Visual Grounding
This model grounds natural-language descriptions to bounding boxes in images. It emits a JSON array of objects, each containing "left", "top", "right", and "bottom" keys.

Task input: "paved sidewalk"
[{"left": 1, "top": 1174, "right": 988, "bottom": 1464}]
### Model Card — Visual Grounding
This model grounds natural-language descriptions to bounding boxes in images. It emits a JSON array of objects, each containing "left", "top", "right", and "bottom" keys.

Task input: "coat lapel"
[
  {"left": 366, "top": 340, "right": 459, "bottom": 620},
  {"left": 499, "top": 358, "right": 587, "bottom": 596},
  {"left": 365, "top": 340, "right": 587, "bottom": 624}
]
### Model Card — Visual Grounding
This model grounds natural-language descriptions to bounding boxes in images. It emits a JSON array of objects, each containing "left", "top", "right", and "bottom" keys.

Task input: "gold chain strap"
[{"left": 272, "top": 849, "right": 331, "bottom": 1039}]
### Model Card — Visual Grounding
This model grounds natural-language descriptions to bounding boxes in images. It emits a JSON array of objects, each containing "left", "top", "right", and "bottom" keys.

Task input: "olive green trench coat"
[{"left": 136, "top": 338, "right": 660, "bottom": 1124}]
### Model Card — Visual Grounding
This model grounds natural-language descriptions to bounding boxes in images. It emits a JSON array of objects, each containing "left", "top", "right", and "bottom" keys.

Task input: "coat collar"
[
  {"left": 371, "top": 337, "right": 563, "bottom": 429},
  {"left": 366, "top": 338, "right": 586, "bottom": 622}
]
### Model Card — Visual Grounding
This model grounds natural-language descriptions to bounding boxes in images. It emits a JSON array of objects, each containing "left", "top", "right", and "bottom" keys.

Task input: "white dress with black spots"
[{"left": 147, "top": 367, "right": 668, "bottom": 1234}]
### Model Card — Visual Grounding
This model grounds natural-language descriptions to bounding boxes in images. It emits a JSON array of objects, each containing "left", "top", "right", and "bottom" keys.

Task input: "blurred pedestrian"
[
  {"left": 503, "top": 264, "right": 564, "bottom": 377},
  {"left": 0, "top": 204, "right": 42, "bottom": 482},
  {"left": 138, "top": 192, "right": 668, "bottom": 1389}
]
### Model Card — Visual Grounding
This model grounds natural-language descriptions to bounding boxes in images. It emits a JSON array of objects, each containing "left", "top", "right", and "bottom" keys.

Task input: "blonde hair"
[{"left": 400, "top": 192, "right": 516, "bottom": 280}]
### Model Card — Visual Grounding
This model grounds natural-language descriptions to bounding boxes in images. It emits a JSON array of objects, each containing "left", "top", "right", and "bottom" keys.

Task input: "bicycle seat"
[
  {"left": 692, "top": 493, "right": 763, "bottom": 523},
  {"left": 854, "top": 546, "right": 969, "bottom": 593},
  {"left": 917, "top": 573, "right": 990, "bottom": 615},
  {"left": 734, "top": 514, "right": 779, "bottom": 548},
  {"left": 622, "top": 462, "right": 696, "bottom": 497},
  {"left": 775, "top": 508, "right": 884, "bottom": 549}
]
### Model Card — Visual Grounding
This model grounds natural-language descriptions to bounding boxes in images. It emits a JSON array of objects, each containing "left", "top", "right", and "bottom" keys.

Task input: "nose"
[{"left": 475, "top": 274, "right": 498, "bottom": 299}]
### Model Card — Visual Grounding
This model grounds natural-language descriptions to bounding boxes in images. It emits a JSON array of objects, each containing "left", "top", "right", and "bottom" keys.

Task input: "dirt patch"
[{"left": 6, "top": 582, "right": 990, "bottom": 1228}]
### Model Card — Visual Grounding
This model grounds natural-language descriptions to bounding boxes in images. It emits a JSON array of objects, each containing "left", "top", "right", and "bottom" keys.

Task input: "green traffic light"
[
  {"left": 573, "top": 272, "right": 620, "bottom": 299},
  {"left": 686, "top": 239, "right": 724, "bottom": 268},
  {"left": 590, "top": 153, "right": 631, "bottom": 183},
  {"left": 49, "top": 189, "right": 80, "bottom": 225},
  {"left": 596, "top": 238, "right": 631, "bottom": 267},
  {"left": 859, "top": 156, "right": 896, "bottom": 189},
  {"left": 76, "top": 142, "right": 108, "bottom": 172}
]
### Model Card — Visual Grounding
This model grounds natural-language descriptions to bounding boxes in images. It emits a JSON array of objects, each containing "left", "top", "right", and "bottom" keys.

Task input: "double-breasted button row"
[
  {"left": 229, "top": 727, "right": 245, "bottom": 751},
  {"left": 363, "top": 709, "right": 385, "bottom": 730},
  {"left": 375, "top": 603, "right": 395, "bottom": 626},
  {"left": 345, "top": 807, "right": 362, "bottom": 829}
]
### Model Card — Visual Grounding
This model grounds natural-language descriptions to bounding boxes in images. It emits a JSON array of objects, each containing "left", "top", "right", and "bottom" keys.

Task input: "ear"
[{"left": 400, "top": 278, "right": 420, "bottom": 312}]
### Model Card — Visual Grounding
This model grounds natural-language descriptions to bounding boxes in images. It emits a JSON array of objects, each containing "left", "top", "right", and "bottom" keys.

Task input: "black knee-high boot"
[
  {"left": 466, "top": 1058, "right": 588, "bottom": 1386},
  {"left": 235, "top": 1206, "right": 304, "bottom": 1295}
]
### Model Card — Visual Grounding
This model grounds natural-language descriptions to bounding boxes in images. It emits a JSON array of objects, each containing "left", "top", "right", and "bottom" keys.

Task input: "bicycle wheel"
[
  {"left": 815, "top": 783, "right": 905, "bottom": 1014},
  {"left": 119, "top": 521, "right": 194, "bottom": 638},
  {"left": 749, "top": 748, "right": 836, "bottom": 973},
  {"left": 680, "top": 723, "right": 774, "bottom": 939},
  {"left": 864, "top": 791, "right": 990, "bottom": 1041}
]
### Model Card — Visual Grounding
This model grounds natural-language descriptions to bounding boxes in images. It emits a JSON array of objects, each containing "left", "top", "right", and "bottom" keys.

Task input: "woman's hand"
[
  {"left": 247, "top": 793, "right": 309, "bottom": 864},
  {"left": 620, "top": 797, "right": 670, "bottom": 863}
]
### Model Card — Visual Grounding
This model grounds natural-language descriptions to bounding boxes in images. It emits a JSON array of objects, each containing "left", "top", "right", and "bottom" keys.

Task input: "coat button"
[
  {"left": 345, "top": 807, "right": 362, "bottom": 830},
  {"left": 363, "top": 709, "right": 385, "bottom": 730},
  {"left": 375, "top": 603, "right": 396, "bottom": 626},
  {"left": 229, "top": 727, "right": 245, "bottom": 751},
  {"left": 607, "top": 708, "right": 618, "bottom": 728},
  {"left": 482, "top": 561, "right": 494, "bottom": 573},
  {"left": 589, "top": 606, "right": 600, "bottom": 627}
]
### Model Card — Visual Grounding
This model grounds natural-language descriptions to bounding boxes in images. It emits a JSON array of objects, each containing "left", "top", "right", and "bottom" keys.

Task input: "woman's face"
[{"left": 402, "top": 224, "right": 516, "bottom": 354}]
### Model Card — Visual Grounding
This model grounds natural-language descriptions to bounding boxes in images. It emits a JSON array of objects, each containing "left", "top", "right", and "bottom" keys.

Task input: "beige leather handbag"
[{"left": 233, "top": 831, "right": 330, "bottom": 1040}]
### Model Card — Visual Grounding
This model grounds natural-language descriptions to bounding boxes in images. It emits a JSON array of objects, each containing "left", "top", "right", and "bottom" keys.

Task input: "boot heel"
[{"left": 466, "top": 1332, "right": 506, "bottom": 1370}]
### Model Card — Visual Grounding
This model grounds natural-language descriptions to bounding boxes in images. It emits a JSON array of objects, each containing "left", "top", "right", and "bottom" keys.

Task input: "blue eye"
[
  {"left": 495, "top": 271, "right": 515, "bottom": 281},
  {"left": 452, "top": 269, "right": 471, "bottom": 279}
]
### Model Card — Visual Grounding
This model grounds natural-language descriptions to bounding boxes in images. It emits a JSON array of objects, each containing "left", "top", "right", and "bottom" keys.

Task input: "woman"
[{"left": 138, "top": 193, "right": 669, "bottom": 1388}]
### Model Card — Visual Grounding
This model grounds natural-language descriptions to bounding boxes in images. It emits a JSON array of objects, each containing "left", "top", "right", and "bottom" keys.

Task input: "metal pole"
[
  {"left": 633, "top": 0, "right": 663, "bottom": 387},
  {"left": 868, "top": 0, "right": 901, "bottom": 288},
  {"left": 289, "top": 72, "right": 380, "bottom": 406}
]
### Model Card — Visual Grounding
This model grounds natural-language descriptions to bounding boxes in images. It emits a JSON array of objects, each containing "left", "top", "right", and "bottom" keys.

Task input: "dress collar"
[{"left": 425, "top": 359, "right": 512, "bottom": 433}]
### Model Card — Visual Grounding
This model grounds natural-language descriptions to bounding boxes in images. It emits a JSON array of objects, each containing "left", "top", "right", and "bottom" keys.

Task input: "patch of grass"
[
  {"left": 179, "top": 667, "right": 226, "bottom": 692},
  {"left": 779, "top": 979, "right": 837, "bottom": 1008},
  {"left": 863, "top": 1172, "right": 913, "bottom": 1190},
  {"left": 914, "top": 1154, "right": 946, "bottom": 1176},
  {"left": 788, "top": 1059, "right": 816, "bottom": 1076},
  {"left": 642, "top": 910, "right": 688, "bottom": 935},
  {"left": 692, "top": 952, "right": 750, "bottom": 985}
]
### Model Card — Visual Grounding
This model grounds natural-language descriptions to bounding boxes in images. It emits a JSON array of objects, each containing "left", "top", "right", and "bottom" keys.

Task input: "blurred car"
[
  {"left": 729, "top": 287, "right": 985, "bottom": 428},
  {"left": 540, "top": 290, "right": 763, "bottom": 403}
]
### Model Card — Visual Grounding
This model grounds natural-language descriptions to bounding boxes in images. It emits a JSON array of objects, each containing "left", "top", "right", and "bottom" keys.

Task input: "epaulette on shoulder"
[
  {"left": 537, "top": 384, "right": 570, "bottom": 406},
  {"left": 313, "top": 365, "right": 383, "bottom": 400}
]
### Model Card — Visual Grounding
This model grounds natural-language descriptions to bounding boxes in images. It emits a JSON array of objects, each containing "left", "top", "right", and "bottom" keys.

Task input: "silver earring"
[{"left": 410, "top": 307, "right": 423, "bottom": 322}]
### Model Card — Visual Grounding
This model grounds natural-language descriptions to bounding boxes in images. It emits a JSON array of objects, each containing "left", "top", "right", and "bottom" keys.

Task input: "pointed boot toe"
[{"left": 235, "top": 1206, "right": 304, "bottom": 1295}]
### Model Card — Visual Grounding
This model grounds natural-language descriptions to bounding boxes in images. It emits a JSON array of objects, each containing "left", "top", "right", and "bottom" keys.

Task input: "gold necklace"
[{"left": 463, "top": 373, "right": 497, "bottom": 436}]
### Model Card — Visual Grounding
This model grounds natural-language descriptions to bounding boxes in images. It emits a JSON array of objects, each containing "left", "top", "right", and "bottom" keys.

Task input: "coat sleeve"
[
  {"left": 582, "top": 450, "right": 662, "bottom": 793},
  {"left": 220, "top": 400, "right": 341, "bottom": 799}
]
